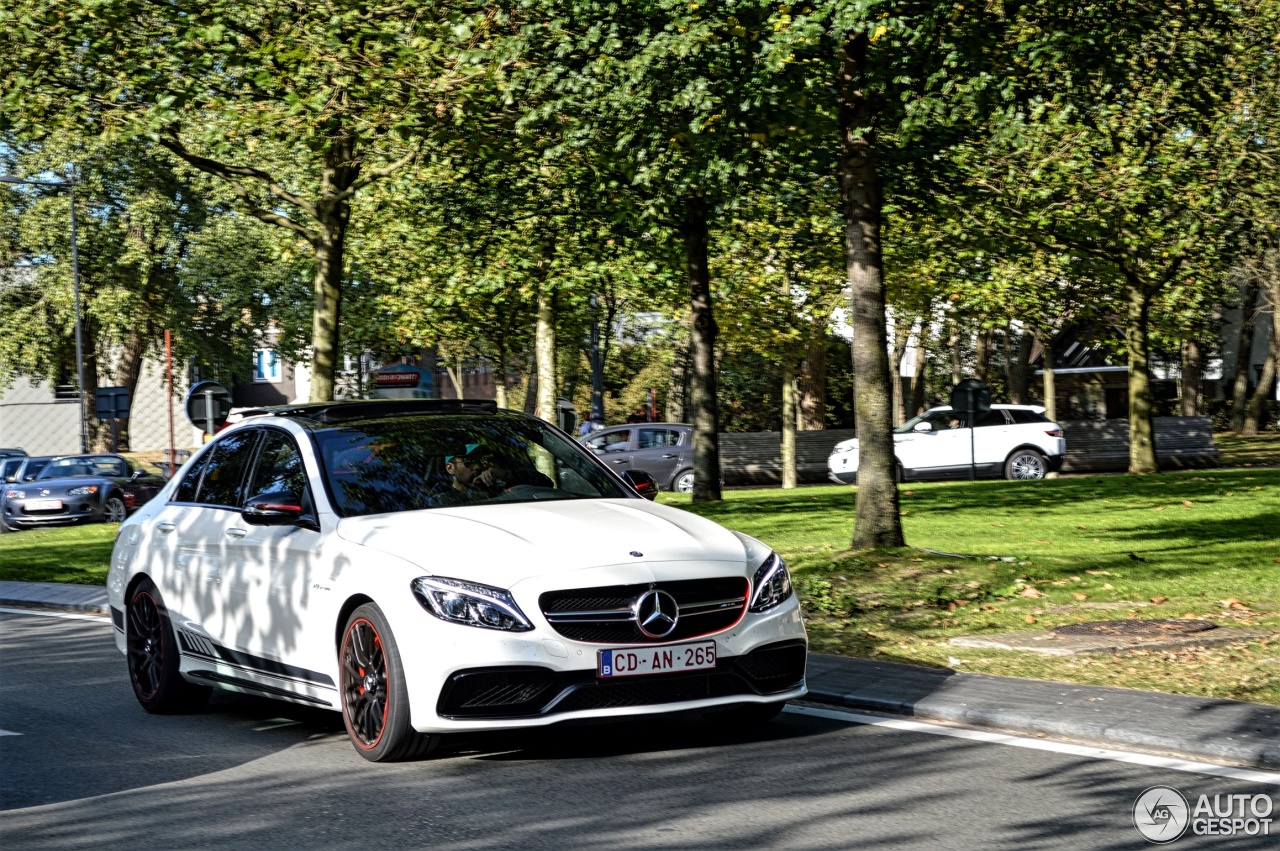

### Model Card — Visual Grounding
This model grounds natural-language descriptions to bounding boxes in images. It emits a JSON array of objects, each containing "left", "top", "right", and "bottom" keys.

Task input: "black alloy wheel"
[
  {"left": 126, "top": 579, "right": 210, "bottom": 713},
  {"left": 339, "top": 604, "right": 436, "bottom": 762}
]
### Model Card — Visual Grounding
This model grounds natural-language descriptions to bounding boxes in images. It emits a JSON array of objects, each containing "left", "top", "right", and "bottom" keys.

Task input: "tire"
[
  {"left": 339, "top": 604, "right": 437, "bottom": 762},
  {"left": 703, "top": 701, "right": 786, "bottom": 728},
  {"left": 1005, "top": 448, "right": 1047, "bottom": 480},
  {"left": 127, "top": 579, "right": 211, "bottom": 713},
  {"left": 104, "top": 494, "right": 128, "bottom": 523},
  {"left": 672, "top": 469, "right": 694, "bottom": 494}
]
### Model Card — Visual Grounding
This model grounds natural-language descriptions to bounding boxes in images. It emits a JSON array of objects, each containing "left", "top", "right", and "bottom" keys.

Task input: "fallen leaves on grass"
[
  {"left": 1220, "top": 599, "right": 1251, "bottom": 612},
  {"left": 1072, "top": 592, "right": 1089, "bottom": 601},
  {"left": 1020, "top": 586, "right": 1046, "bottom": 599},
  {"left": 1150, "top": 595, "right": 1169, "bottom": 605},
  {"left": 1025, "top": 615, "right": 1037, "bottom": 624}
]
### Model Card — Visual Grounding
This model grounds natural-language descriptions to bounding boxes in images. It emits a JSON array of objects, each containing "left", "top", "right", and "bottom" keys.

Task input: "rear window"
[{"left": 1009, "top": 410, "right": 1049, "bottom": 424}]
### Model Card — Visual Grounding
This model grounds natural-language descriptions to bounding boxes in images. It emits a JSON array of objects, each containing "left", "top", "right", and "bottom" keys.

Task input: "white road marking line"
[
  {"left": 0, "top": 607, "right": 109, "bottom": 623},
  {"left": 0, "top": 729, "right": 21, "bottom": 737},
  {"left": 786, "top": 704, "right": 1280, "bottom": 786}
]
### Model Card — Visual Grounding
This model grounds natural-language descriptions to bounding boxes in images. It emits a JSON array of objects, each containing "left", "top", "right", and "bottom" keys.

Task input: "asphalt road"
[{"left": 2, "top": 610, "right": 1277, "bottom": 851}]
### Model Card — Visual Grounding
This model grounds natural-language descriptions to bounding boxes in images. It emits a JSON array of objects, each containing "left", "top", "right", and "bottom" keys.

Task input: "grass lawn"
[
  {"left": 661, "top": 467, "right": 1280, "bottom": 704},
  {"left": 1214, "top": 432, "right": 1280, "bottom": 469},
  {"left": 0, "top": 524, "right": 116, "bottom": 584}
]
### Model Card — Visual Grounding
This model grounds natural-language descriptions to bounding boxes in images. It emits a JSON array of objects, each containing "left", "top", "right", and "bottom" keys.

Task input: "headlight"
[
  {"left": 411, "top": 576, "right": 533, "bottom": 632},
  {"left": 5, "top": 490, "right": 24, "bottom": 499},
  {"left": 68, "top": 485, "right": 99, "bottom": 496},
  {"left": 749, "top": 552, "right": 793, "bottom": 613}
]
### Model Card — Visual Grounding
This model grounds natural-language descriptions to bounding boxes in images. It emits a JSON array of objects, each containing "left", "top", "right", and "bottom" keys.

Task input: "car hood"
[
  {"left": 335, "top": 498, "right": 750, "bottom": 587},
  {"left": 19, "top": 476, "right": 118, "bottom": 493}
]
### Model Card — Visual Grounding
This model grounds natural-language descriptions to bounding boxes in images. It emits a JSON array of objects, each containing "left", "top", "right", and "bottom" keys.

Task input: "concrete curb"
[
  {"left": 804, "top": 654, "right": 1280, "bottom": 771},
  {"left": 0, "top": 581, "right": 109, "bottom": 616}
]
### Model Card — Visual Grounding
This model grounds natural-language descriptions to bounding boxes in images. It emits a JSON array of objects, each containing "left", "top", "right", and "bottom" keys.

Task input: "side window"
[
  {"left": 1009, "top": 409, "right": 1047, "bottom": 424},
  {"left": 637, "top": 428, "right": 681, "bottom": 450},
  {"left": 195, "top": 430, "right": 260, "bottom": 508},
  {"left": 923, "top": 411, "right": 961, "bottom": 430},
  {"left": 172, "top": 455, "right": 207, "bottom": 503},
  {"left": 587, "top": 430, "right": 631, "bottom": 452},
  {"left": 976, "top": 410, "right": 1009, "bottom": 428},
  {"left": 244, "top": 430, "right": 309, "bottom": 505}
]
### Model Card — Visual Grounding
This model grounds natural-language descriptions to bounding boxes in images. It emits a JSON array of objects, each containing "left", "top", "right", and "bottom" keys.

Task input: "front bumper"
[
  {"left": 828, "top": 470, "right": 856, "bottom": 485},
  {"left": 437, "top": 639, "right": 807, "bottom": 720},
  {"left": 400, "top": 590, "right": 808, "bottom": 733},
  {"left": 3, "top": 500, "right": 105, "bottom": 527}
]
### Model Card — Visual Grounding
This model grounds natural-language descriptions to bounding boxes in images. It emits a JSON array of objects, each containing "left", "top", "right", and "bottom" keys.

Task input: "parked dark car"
[
  {"left": 0, "top": 448, "right": 27, "bottom": 461},
  {"left": 583, "top": 423, "right": 694, "bottom": 493},
  {"left": 1, "top": 454, "right": 166, "bottom": 530}
]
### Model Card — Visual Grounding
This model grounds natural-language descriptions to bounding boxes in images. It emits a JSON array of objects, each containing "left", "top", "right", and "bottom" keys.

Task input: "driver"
[{"left": 430, "top": 442, "right": 553, "bottom": 506}]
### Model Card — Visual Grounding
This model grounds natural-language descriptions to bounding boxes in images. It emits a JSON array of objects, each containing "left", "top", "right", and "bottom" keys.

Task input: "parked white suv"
[{"left": 828, "top": 404, "right": 1066, "bottom": 483}]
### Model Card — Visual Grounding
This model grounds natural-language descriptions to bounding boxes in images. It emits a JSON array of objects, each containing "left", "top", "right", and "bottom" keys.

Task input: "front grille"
[
  {"left": 539, "top": 577, "right": 748, "bottom": 644},
  {"left": 436, "top": 641, "right": 806, "bottom": 719}
]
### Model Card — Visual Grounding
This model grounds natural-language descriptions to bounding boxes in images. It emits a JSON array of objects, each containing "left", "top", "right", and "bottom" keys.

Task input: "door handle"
[
  {"left": 661, "top": 453, "right": 679, "bottom": 459},
  {"left": 226, "top": 528, "right": 248, "bottom": 539},
  {"left": 157, "top": 522, "right": 176, "bottom": 534},
  {"left": 612, "top": 459, "right": 628, "bottom": 464}
]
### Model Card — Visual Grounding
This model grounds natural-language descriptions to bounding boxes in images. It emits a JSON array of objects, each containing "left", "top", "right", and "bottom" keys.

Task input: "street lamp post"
[{"left": 0, "top": 169, "right": 87, "bottom": 453}]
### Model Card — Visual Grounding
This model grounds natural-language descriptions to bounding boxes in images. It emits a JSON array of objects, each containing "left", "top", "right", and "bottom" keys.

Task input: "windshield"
[
  {"left": 315, "top": 412, "right": 631, "bottom": 518},
  {"left": 37, "top": 455, "right": 128, "bottom": 480}
]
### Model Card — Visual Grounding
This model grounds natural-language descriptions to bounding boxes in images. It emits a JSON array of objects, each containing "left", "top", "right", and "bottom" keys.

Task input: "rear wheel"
[
  {"left": 127, "top": 579, "right": 211, "bottom": 713},
  {"left": 339, "top": 604, "right": 436, "bottom": 762},
  {"left": 104, "top": 494, "right": 128, "bottom": 523},
  {"left": 1005, "top": 449, "right": 1047, "bottom": 480},
  {"left": 672, "top": 469, "right": 694, "bottom": 494}
]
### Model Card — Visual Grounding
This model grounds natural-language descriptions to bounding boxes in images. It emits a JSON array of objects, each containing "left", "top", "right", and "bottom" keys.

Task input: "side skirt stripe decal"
[{"left": 177, "top": 629, "right": 335, "bottom": 687}]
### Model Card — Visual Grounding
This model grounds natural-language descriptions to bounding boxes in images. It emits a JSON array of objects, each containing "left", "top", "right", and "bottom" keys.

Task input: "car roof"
[
  {"left": 237, "top": 398, "right": 500, "bottom": 428},
  {"left": 927, "top": 404, "right": 1046, "bottom": 413}
]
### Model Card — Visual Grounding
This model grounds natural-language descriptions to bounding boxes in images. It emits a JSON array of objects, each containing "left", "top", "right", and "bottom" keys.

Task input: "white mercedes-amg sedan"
[{"left": 109, "top": 400, "right": 807, "bottom": 761}]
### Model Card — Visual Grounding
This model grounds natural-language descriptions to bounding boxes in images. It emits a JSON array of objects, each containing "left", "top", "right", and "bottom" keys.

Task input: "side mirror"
[
  {"left": 913, "top": 422, "right": 932, "bottom": 433},
  {"left": 621, "top": 469, "right": 659, "bottom": 500},
  {"left": 242, "top": 492, "right": 304, "bottom": 526}
]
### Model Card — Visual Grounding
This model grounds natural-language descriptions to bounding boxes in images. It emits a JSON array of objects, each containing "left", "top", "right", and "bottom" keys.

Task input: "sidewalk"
[{"left": 4, "top": 581, "right": 1279, "bottom": 770}]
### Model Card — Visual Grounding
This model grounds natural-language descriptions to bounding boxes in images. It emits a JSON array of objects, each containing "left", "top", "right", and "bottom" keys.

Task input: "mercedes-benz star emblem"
[{"left": 633, "top": 589, "right": 679, "bottom": 639}]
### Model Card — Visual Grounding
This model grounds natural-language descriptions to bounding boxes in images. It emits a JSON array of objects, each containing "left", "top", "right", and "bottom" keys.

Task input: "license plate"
[
  {"left": 598, "top": 640, "right": 716, "bottom": 678},
  {"left": 26, "top": 499, "right": 62, "bottom": 510}
]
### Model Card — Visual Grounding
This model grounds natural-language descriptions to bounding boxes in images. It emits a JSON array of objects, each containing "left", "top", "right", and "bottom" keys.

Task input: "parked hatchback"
[
  {"left": 110, "top": 400, "right": 806, "bottom": 761},
  {"left": 827, "top": 404, "right": 1066, "bottom": 483},
  {"left": 583, "top": 423, "right": 694, "bottom": 493}
]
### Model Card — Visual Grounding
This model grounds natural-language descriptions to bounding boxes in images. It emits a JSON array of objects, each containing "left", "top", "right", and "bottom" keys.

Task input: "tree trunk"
[
  {"left": 949, "top": 327, "right": 963, "bottom": 387},
  {"left": 682, "top": 199, "right": 722, "bottom": 503},
  {"left": 307, "top": 139, "right": 357, "bottom": 402},
  {"left": 798, "top": 334, "right": 827, "bottom": 430},
  {"left": 666, "top": 323, "right": 690, "bottom": 423},
  {"left": 494, "top": 340, "right": 509, "bottom": 409},
  {"left": 781, "top": 359, "right": 797, "bottom": 489},
  {"left": 839, "top": 30, "right": 904, "bottom": 549},
  {"left": 1244, "top": 296, "right": 1277, "bottom": 435},
  {"left": 974, "top": 328, "right": 992, "bottom": 383},
  {"left": 111, "top": 326, "right": 148, "bottom": 451},
  {"left": 1180, "top": 339, "right": 1201, "bottom": 416},
  {"left": 1230, "top": 279, "right": 1259, "bottom": 433},
  {"left": 889, "top": 319, "right": 910, "bottom": 426},
  {"left": 522, "top": 351, "right": 538, "bottom": 415},
  {"left": 910, "top": 323, "right": 928, "bottom": 417},
  {"left": 1040, "top": 335, "right": 1057, "bottom": 423},
  {"left": 1125, "top": 283, "right": 1158, "bottom": 474},
  {"left": 1007, "top": 325, "right": 1034, "bottom": 404},
  {"left": 535, "top": 287, "right": 557, "bottom": 424}
]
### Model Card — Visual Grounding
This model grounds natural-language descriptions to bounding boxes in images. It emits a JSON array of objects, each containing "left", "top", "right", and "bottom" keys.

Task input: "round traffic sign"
[
  {"left": 949, "top": 379, "right": 992, "bottom": 416},
  {"left": 184, "top": 381, "right": 233, "bottom": 433}
]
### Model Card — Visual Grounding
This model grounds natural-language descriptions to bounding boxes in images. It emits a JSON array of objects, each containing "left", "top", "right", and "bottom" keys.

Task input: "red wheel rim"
[{"left": 341, "top": 618, "right": 389, "bottom": 749}]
